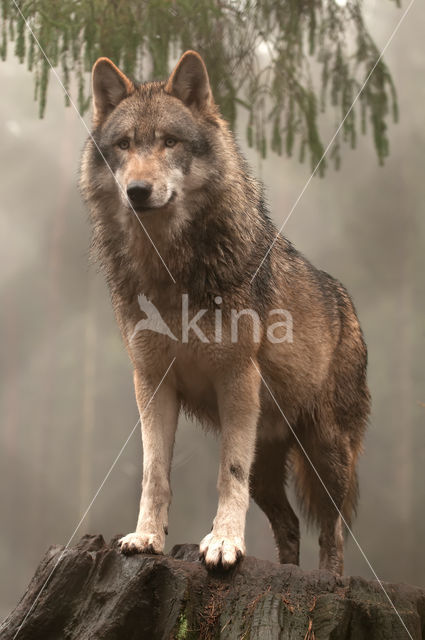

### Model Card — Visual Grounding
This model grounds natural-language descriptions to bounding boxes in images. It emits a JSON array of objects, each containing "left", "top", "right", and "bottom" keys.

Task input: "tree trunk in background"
[
  {"left": 79, "top": 272, "right": 97, "bottom": 528},
  {"left": 3, "top": 535, "right": 425, "bottom": 640},
  {"left": 32, "top": 110, "right": 73, "bottom": 547}
]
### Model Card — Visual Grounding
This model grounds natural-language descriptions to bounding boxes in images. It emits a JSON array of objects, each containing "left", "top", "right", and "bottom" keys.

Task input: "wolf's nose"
[{"left": 126, "top": 181, "right": 153, "bottom": 207}]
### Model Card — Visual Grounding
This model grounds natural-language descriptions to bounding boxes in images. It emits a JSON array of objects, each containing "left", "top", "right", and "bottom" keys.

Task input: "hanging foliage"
[{"left": 1, "top": 0, "right": 400, "bottom": 173}]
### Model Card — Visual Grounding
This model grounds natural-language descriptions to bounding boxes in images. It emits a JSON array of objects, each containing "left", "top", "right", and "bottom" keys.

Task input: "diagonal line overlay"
[
  {"left": 10, "top": 0, "right": 176, "bottom": 284},
  {"left": 5, "top": 3, "right": 417, "bottom": 640},
  {"left": 250, "top": 0, "right": 416, "bottom": 283},
  {"left": 250, "top": 357, "right": 414, "bottom": 640},
  {"left": 4, "top": 358, "right": 176, "bottom": 639}
]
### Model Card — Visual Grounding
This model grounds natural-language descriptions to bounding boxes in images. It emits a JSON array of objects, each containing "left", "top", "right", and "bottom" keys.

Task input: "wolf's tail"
[{"left": 291, "top": 438, "right": 361, "bottom": 532}]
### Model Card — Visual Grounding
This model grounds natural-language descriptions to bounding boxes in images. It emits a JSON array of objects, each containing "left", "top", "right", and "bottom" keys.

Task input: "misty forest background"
[{"left": 0, "top": 0, "right": 424, "bottom": 618}]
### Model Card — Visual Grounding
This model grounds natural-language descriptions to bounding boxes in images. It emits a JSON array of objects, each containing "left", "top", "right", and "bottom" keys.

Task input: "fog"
[{"left": 1, "top": 0, "right": 424, "bottom": 619}]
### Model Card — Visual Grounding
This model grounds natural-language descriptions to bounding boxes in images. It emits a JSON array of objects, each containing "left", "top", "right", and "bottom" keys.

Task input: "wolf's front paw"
[
  {"left": 199, "top": 532, "right": 245, "bottom": 569},
  {"left": 118, "top": 531, "right": 164, "bottom": 555}
]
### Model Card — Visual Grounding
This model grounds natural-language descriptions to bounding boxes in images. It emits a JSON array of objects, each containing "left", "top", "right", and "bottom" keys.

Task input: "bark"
[{"left": 2, "top": 534, "right": 425, "bottom": 640}]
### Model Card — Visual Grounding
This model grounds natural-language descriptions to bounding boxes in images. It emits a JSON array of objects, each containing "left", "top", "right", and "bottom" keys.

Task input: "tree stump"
[{"left": 2, "top": 534, "right": 424, "bottom": 639}]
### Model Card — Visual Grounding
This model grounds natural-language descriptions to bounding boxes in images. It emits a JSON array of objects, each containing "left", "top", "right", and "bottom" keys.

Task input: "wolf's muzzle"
[{"left": 127, "top": 180, "right": 153, "bottom": 209}]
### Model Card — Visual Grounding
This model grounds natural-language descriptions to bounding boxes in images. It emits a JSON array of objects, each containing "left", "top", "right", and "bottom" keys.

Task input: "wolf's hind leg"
[
  {"left": 250, "top": 437, "right": 300, "bottom": 565},
  {"left": 293, "top": 427, "right": 358, "bottom": 576}
]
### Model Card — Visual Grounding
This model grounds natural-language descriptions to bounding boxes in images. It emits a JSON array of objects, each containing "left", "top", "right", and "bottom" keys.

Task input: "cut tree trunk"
[{"left": 2, "top": 534, "right": 424, "bottom": 639}]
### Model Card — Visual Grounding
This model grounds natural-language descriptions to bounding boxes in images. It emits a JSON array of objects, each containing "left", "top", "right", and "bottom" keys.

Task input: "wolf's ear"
[
  {"left": 92, "top": 58, "right": 134, "bottom": 126},
  {"left": 165, "top": 51, "right": 212, "bottom": 112}
]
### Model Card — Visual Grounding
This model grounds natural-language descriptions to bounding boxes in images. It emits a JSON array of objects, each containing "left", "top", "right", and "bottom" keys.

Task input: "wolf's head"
[{"left": 86, "top": 51, "right": 230, "bottom": 226}]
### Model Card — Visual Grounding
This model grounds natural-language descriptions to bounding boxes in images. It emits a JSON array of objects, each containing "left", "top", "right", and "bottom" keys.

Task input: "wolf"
[{"left": 80, "top": 50, "right": 370, "bottom": 575}]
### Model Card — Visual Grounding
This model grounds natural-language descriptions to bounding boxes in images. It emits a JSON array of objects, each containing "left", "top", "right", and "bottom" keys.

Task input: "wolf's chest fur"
[{"left": 122, "top": 287, "right": 260, "bottom": 428}]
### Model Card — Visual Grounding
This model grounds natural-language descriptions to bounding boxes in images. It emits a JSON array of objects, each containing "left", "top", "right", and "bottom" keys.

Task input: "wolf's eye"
[
  {"left": 164, "top": 137, "right": 177, "bottom": 148},
  {"left": 117, "top": 138, "right": 130, "bottom": 150}
]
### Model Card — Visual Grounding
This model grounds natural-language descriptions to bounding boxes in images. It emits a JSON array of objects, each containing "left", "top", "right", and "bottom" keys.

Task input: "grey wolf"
[{"left": 80, "top": 50, "right": 370, "bottom": 575}]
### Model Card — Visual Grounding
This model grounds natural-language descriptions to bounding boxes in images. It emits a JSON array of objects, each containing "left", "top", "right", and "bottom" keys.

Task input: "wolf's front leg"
[
  {"left": 119, "top": 369, "right": 179, "bottom": 555},
  {"left": 200, "top": 362, "right": 261, "bottom": 569}
]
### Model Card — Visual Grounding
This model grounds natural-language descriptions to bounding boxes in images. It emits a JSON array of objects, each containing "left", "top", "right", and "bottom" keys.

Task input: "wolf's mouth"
[{"left": 130, "top": 191, "right": 177, "bottom": 214}]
